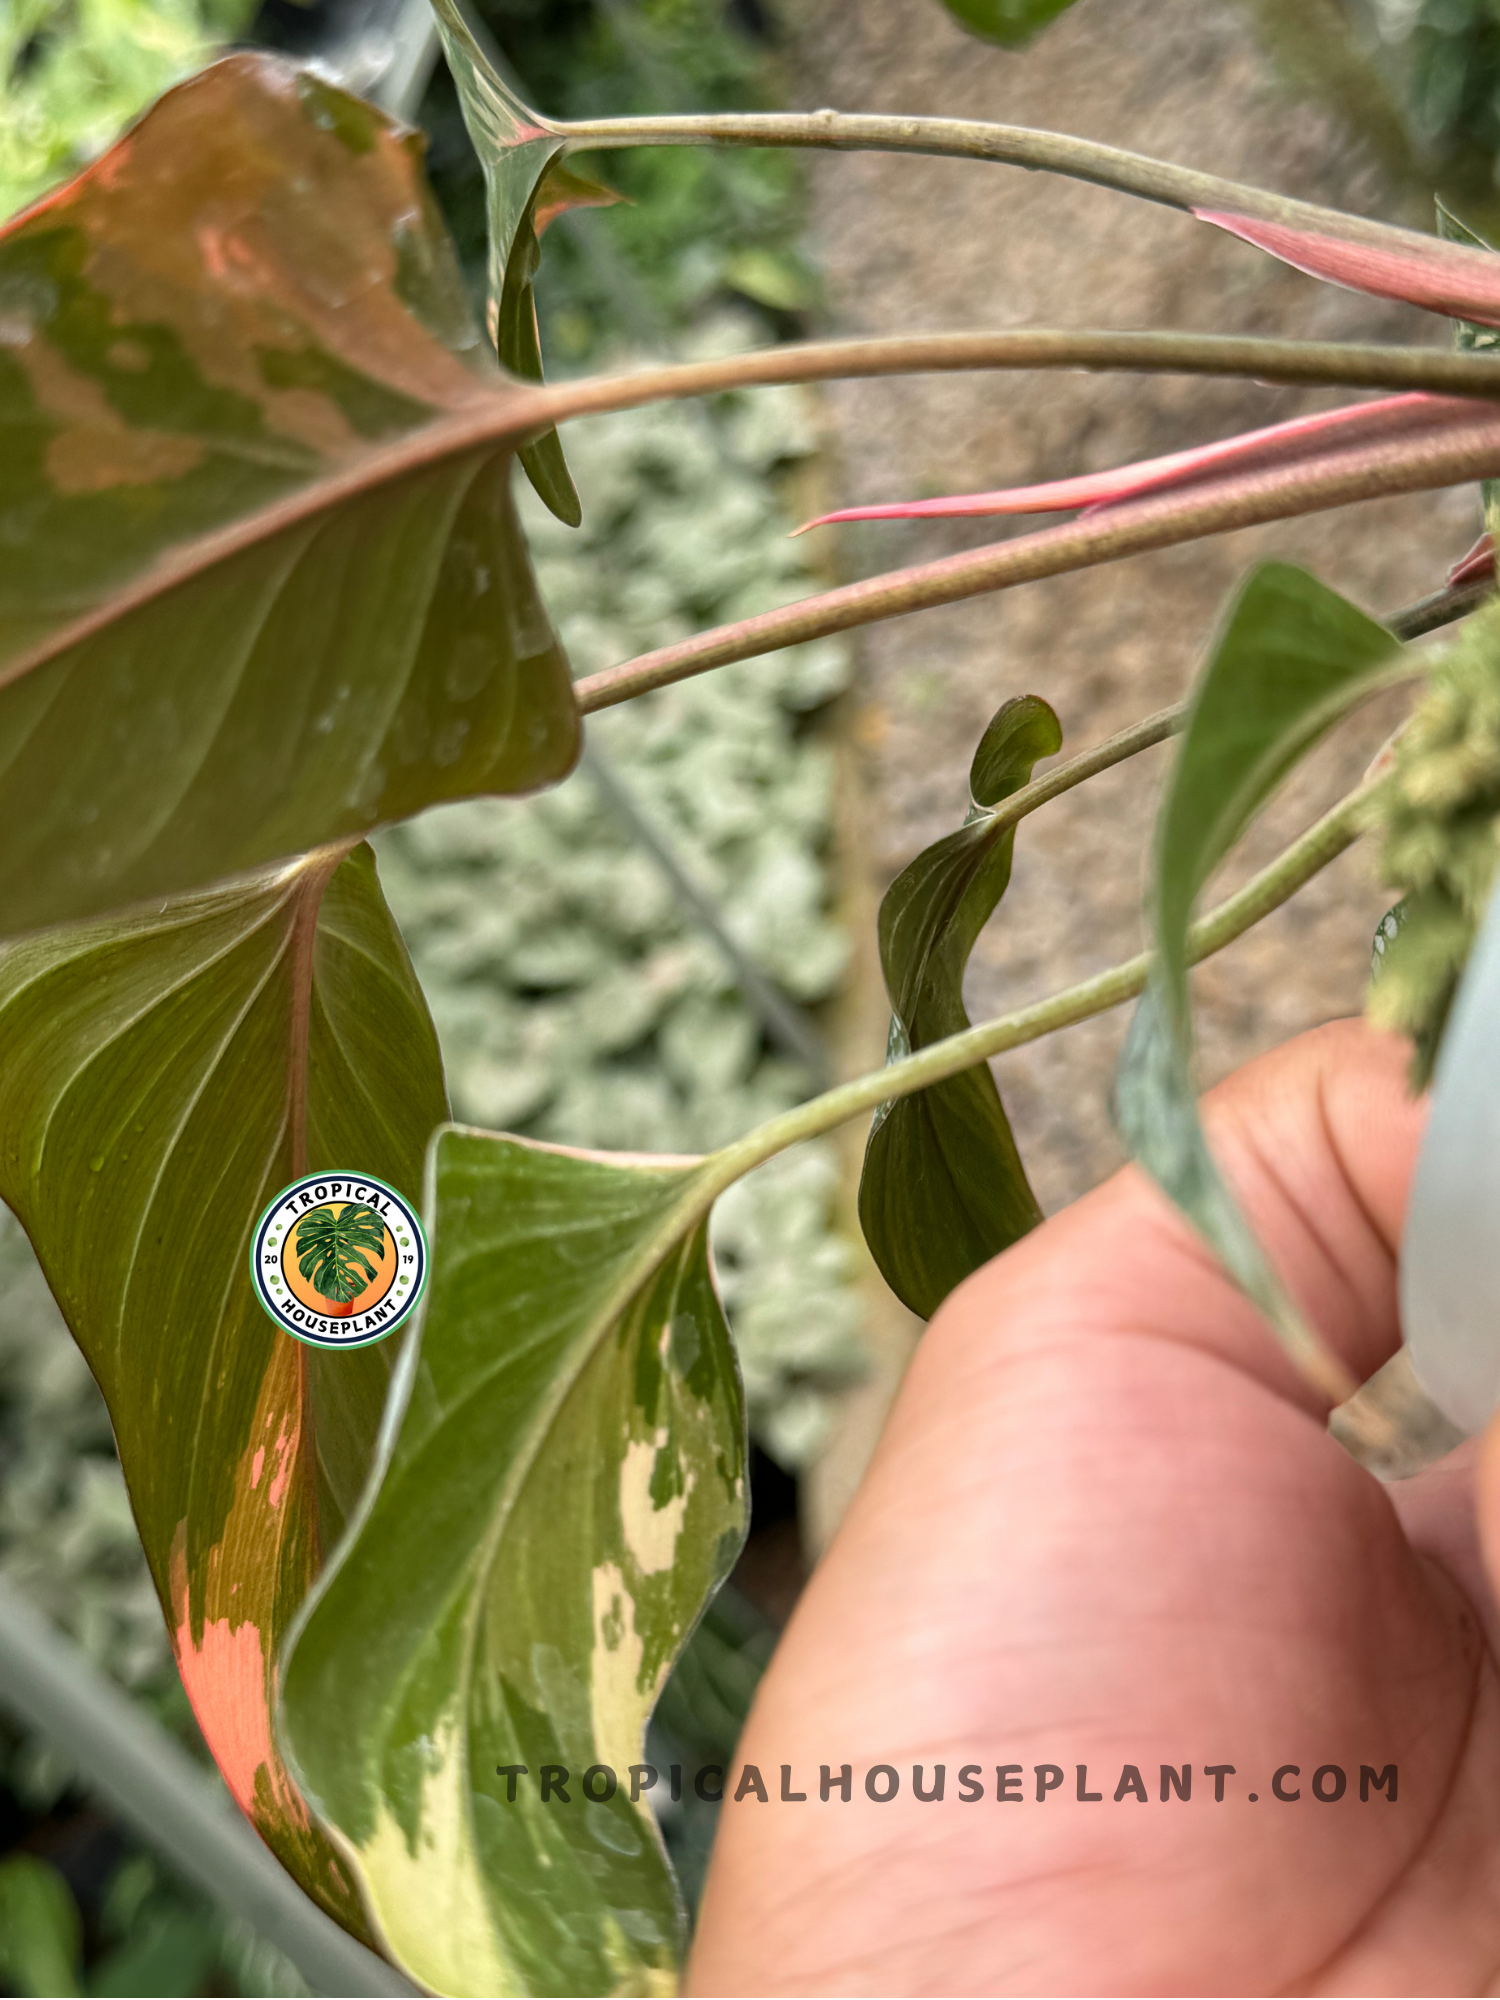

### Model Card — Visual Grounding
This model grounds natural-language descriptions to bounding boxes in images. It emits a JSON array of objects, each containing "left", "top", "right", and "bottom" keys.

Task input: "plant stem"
[
  {"left": 553, "top": 107, "right": 1452, "bottom": 258},
  {"left": 574, "top": 416, "right": 1500, "bottom": 713},
  {"left": 982, "top": 578, "right": 1478, "bottom": 835},
  {"left": 700, "top": 773, "right": 1385, "bottom": 1194},
  {"left": 26, "top": 333, "right": 1495, "bottom": 691},
  {"left": 0, "top": 1580, "right": 413, "bottom": 1998},
  {"left": 539, "top": 331, "right": 1500, "bottom": 428},
  {"left": 1387, "top": 575, "right": 1491, "bottom": 640},
  {"left": 988, "top": 702, "right": 1185, "bottom": 835}
]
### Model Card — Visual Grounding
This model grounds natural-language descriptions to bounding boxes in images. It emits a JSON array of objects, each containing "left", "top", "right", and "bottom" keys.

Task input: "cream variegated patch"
[
  {"left": 357, "top": 1700, "right": 517, "bottom": 2000},
  {"left": 590, "top": 1559, "right": 661, "bottom": 1781},
  {"left": 617, "top": 1435, "right": 692, "bottom": 1578}
]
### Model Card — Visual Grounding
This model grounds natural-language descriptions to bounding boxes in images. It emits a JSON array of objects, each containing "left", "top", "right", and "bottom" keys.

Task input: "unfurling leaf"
[
  {"left": 0, "top": 844, "right": 448, "bottom": 1930},
  {"left": 429, "top": 0, "right": 618, "bottom": 524},
  {"left": 1116, "top": 563, "right": 1407, "bottom": 1399},
  {"left": 0, "top": 54, "right": 579, "bottom": 939},
  {"left": 280, "top": 1136, "right": 744, "bottom": 1997},
  {"left": 938, "top": 0, "right": 1083, "bottom": 49},
  {"left": 858, "top": 695, "right": 1061, "bottom": 1319},
  {"left": 798, "top": 394, "right": 1484, "bottom": 532},
  {"left": 1196, "top": 208, "right": 1500, "bottom": 328}
]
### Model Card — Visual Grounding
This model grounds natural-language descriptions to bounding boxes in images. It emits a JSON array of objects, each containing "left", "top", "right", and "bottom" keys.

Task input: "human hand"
[{"left": 689, "top": 1019, "right": 1500, "bottom": 1996}]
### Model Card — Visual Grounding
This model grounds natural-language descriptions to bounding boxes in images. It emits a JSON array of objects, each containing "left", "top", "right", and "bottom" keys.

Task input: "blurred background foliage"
[
  {"left": 1366, "top": 0, "right": 1500, "bottom": 183},
  {"left": 0, "top": 0, "right": 258, "bottom": 217}
]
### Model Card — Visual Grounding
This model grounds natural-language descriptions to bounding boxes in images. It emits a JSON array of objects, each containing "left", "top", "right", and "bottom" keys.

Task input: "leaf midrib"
[{"left": 358, "top": 1145, "right": 721, "bottom": 1866}]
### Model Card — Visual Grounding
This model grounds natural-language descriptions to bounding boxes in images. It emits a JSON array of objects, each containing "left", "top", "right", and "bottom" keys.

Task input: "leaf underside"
[
  {"left": 0, "top": 845, "right": 449, "bottom": 1927},
  {"left": 859, "top": 695, "right": 1061, "bottom": 1319},
  {"left": 281, "top": 1133, "right": 746, "bottom": 1998},
  {"left": 1115, "top": 563, "right": 1404, "bottom": 1387},
  {"left": 428, "top": 0, "right": 608, "bottom": 524},
  {"left": 0, "top": 53, "right": 579, "bottom": 939}
]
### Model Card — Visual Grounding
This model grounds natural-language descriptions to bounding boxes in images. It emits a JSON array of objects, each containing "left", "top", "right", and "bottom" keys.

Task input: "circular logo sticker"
[{"left": 249, "top": 1174, "right": 427, "bottom": 1348}]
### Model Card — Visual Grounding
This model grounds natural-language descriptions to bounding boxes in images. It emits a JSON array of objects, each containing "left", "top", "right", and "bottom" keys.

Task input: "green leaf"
[
  {"left": 938, "top": 0, "right": 1084, "bottom": 49},
  {"left": 858, "top": 695, "right": 1061, "bottom": 1318},
  {"left": 280, "top": 1133, "right": 746, "bottom": 1997},
  {"left": 428, "top": 1, "right": 616, "bottom": 524},
  {"left": 295, "top": 1202, "right": 388, "bottom": 1304},
  {"left": 0, "top": 53, "right": 579, "bottom": 939},
  {"left": 0, "top": 1856, "right": 82, "bottom": 1999},
  {"left": 0, "top": 843, "right": 448, "bottom": 1930},
  {"left": 1115, "top": 563, "right": 1405, "bottom": 1394}
]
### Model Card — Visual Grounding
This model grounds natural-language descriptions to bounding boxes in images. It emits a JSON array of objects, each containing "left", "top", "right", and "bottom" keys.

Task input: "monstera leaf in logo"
[{"left": 295, "top": 1205, "right": 387, "bottom": 1318}]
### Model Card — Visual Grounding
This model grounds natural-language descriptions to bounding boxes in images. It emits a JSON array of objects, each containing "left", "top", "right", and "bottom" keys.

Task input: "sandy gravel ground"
[{"left": 791, "top": 0, "right": 1474, "bottom": 1216}]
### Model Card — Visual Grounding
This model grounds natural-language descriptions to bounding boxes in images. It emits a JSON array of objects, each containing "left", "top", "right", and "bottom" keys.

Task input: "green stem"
[
  {"left": 988, "top": 702, "right": 1184, "bottom": 836},
  {"left": 698, "top": 772, "right": 1386, "bottom": 1197},
  {"left": 22, "top": 330, "right": 1494, "bottom": 691},
  {"left": 553, "top": 107, "right": 1448, "bottom": 258},
  {"left": 539, "top": 330, "right": 1500, "bottom": 432},
  {"left": 847, "top": 585, "right": 1463, "bottom": 871}
]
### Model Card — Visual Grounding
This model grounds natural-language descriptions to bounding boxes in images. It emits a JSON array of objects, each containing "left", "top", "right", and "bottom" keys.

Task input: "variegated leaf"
[
  {"left": 0, "top": 53, "right": 578, "bottom": 938},
  {"left": 0, "top": 845, "right": 448, "bottom": 1930},
  {"left": 280, "top": 1134, "right": 745, "bottom": 1996}
]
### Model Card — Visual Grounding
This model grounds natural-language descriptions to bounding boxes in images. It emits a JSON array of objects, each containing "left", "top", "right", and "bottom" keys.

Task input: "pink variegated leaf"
[
  {"left": 1196, "top": 209, "right": 1500, "bottom": 329},
  {"left": 798, "top": 394, "right": 1483, "bottom": 533}
]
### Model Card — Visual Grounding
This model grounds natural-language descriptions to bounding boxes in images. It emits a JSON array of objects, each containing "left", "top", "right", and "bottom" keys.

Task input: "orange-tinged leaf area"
[
  {"left": 0, "top": 848, "right": 448, "bottom": 1932},
  {"left": 0, "top": 54, "right": 579, "bottom": 938}
]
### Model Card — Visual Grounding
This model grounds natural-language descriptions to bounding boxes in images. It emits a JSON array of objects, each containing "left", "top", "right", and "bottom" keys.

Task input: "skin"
[{"left": 688, "top": 1019, "right": 1500, "bottom": 1997}]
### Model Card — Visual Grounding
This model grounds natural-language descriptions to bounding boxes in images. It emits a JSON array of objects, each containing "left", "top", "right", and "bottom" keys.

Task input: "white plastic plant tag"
[{"left": 1403, "top": 872, "right": 1500, "bottom": 1436}]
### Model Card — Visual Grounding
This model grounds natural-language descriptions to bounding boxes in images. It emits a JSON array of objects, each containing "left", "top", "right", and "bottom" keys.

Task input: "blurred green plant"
[
  {"left": 1368, "top": 597, "right": 1500, "bottom": 1080},
  {"left": 0, "top": 1853, "right": 81, "bottom": 1997},
  {"left": 0, "top": 0, "right": 257, "bottom": 218},
  {"left": 1368, "top": 0, "right": 1500, "bottom": 168}
]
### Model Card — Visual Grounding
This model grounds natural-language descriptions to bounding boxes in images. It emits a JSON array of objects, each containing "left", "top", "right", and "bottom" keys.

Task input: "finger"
[
  {"left": 1469, "top": 1419, "right": 1500, "bottom": 1646},
  {"left": 937, "top": 1014, "right": 1427, "bottom": 1416}
]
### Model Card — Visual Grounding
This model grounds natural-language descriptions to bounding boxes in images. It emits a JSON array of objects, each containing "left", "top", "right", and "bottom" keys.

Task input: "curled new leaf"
[
  {"left": 1115, "top": 563, "right": 1408, "bottom": 1400},
  {"left": 1196, "top": 208, "right": 1500, "bottom": 329},
  {"left": 428, "top": 0, "right": 618, "bottom": 523},
  {"left": 280, "top": 1134, "right": 745, "bottom": 1997},
  {"left": 858, "top": 695, "right": 1061, "bottom": 1318},
  {"left": 0, "top": 54, "right": 579, "bottom": 938},
  {"left": 798, "top": 394, "right": 1491, "bottom": 531},
  {"left": 0, "top": 844, "right": 449, "bottom": 1928}
]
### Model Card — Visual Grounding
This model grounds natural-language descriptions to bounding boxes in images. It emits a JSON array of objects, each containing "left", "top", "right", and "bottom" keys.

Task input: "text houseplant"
[{"left": 8, "top": 0, "right": 1500, "bottom": 1988}]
